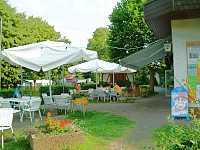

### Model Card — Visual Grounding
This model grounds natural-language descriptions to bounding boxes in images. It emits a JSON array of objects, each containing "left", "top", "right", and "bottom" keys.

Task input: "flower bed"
[{"left": 27, "top": 113, "right": 85, "bottom": 150}]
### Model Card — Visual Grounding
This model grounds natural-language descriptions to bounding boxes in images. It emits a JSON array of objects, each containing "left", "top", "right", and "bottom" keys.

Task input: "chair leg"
[
  {"left": 64, "top": 107, "right": 66, "bottom": 115},
  {"left": 1, "top": 129, "right": 3, "bottom": 149},
  {"left": 32, "top": 112, "right": 35, "bottom": 120},
  {"left": 29, "top": 111, "right": 32, "bottom": 123},
  {"left": 10, "top": 127, "right": 17, "bottom": 142},
  {"left": 39, "top": 110, "right": 42, "bottom": 120},
  {"left": 20, "top": 111, "right": 24, "bottom": 122}
]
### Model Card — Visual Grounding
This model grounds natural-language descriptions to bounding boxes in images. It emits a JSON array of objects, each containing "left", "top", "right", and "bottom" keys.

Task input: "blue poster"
[{"left": 171, "top": 87, "right": 189, "bottom": 118}]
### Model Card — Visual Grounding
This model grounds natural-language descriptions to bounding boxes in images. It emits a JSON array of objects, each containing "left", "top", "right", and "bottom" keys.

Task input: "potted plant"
[{"left": 27, "top": 113, "right": 84, "bottom": 150}]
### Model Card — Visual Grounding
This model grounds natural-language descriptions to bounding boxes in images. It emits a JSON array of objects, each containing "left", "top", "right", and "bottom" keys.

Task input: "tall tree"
[
  {"left": 0, "top": 0, "right": 61, "bottom": 88},
  {"left": 108, "top": 0, "right": 165, "bottom": 92},
  {"left": 108, "top": 0, "right": 154, "bottom": 62},
  {"left": 87, "top": 27, "right": 110, "bottom": 60}
]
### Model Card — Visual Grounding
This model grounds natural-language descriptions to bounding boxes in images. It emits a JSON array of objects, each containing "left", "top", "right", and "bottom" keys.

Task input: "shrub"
[
  {"left": 21, "top": 87, "right": 40, "bottom": 96},
  {"left": 117, "top": 80, "right": 131, "bottom": 87},
  {"left": 72, "top": 93, "right": 87, "bottom": 99},
  {"left": 154, "top": 120, "right": 200, "bottom": 150},
  {"left": 0, "top": 88, "right": 15, "bottom": 98},
  {"left": 80, "top": 83, "right": 96, "bottom": 90},
  {"left": 39, "top": 85, "right": 74, "bottom": 95}
]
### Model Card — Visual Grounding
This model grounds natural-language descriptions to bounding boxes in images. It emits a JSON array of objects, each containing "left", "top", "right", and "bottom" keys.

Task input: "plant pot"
[{"left": 27, "top": 128, "right": 85, "bottom": 150}]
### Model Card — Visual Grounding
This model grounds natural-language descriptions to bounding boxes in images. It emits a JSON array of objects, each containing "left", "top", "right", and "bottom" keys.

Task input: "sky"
[{"left": 7, "top": 0, "right": 119, "bottom": 47}]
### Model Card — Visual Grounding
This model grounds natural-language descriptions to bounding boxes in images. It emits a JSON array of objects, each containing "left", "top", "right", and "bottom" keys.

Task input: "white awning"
[
  {"left": 68, "top": 59, "right": 136, "bottom": 73},
  {"left": 1, "top": 40, "right": 98, "bottom": 71}
]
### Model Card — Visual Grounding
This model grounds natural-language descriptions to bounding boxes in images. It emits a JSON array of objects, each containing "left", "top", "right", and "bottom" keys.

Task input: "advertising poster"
[{"left": 171, "top": 87, "right": 188, "bottom": 118}]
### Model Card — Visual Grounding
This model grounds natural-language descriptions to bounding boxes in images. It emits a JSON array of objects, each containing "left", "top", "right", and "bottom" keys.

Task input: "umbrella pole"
[
  {"left": 112, "top": 72, "right": 115, "bottom": 87},
  {"left": 48, "top": 70, "right": 52, "bottom": 100},
  {"left": 62, "top": 65, "right": 64, "bottom": 93},
  {"left": 96, "top": 71, "right": 97, "bottom": 89},
  {"left": 20, "top": 66, "right": 23, "bottom": 86}
]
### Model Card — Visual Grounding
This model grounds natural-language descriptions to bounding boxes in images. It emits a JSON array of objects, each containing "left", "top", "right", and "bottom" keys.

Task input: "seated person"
[
  {"left": 114, "top": 83, "right": 122, "bottom": 94},
  {"left": 75, "top": 83, "right": 81, "bottom": 93}
]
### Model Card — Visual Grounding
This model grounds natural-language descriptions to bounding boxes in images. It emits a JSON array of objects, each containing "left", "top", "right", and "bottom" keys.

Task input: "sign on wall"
[
  {"left": 187, "top": 41, "right": 200, "bottom": 101},
  {"left": 171, "top": 87, "right": 189, "bottom": 119}
]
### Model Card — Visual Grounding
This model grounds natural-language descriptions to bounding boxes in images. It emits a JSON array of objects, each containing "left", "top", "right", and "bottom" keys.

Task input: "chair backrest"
[
  {"left": 0, "top": 108, "right": 13, "bottom": 127},
  {"left": 95, "top": 89, "right": 106, "bottom": 97},
  {"left": 53, "top": 95, "right": 71, "bottom": 106},
  {"left": 29, "top": 98, "right": 41, "bottom": 111},
  {"left": 0, "top": 101, "right": 11, "bottom": 108},
  {"left": 88, "top": 89, "right": 94, "bottom": 94},
  {"left": 61, "top": 93, "right": 70, "bottom": 97},
  {"left": 42, "top": 94, "right": 54, "bottom": 105}
]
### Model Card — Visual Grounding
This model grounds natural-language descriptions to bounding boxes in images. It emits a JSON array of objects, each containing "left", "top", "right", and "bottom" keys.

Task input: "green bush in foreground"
[{"left": 154, "top": 120, "right": 200, "bottom": 150}]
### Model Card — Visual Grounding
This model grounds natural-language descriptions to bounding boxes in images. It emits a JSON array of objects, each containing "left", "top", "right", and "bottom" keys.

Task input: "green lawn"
[
  {"left": 67, "top": 111, "right": 134, "bottom": 139},
  {"left": 3, "top": 111, "right": 134, "bottom": 150}
]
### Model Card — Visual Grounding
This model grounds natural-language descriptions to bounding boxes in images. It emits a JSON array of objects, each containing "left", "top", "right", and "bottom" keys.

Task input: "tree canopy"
[
  {"left": 87, "top": 27, "right": 110, "bottom": 60},
  {"left": 108, "top": 0, "right": 154, "bottom": 62},
  {"left": 0, "top": 0, "right": 61, "bottom": 88}
]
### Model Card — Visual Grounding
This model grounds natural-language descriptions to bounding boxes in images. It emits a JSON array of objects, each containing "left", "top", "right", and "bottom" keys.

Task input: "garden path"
[{"left": 88, "top": 95, "right": 170, "bottom": 149}]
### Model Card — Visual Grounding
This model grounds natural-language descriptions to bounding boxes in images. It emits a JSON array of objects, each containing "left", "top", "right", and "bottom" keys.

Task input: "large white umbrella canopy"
[
  {"left": 1, "top": 40, "right": 98, "bottom": 72},
  {"left": 68, "top": 59, "right": 136, "bottom": 73}
]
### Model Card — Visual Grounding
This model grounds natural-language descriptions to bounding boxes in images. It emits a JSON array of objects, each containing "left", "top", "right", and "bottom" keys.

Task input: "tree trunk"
[{"left": 149, "top": 67, "right": 155, "bottom": 93}]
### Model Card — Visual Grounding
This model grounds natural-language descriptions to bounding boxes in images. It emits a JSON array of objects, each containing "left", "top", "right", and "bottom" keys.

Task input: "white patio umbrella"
[
  {"left": 1, "top": 41, "right": 97, "bottom": 71},
  {"left": 68, "top": 59, "right": 136, "bottom": 87},
  {"left": 1, "top": 40, "right": 98, "bottom": 97}
]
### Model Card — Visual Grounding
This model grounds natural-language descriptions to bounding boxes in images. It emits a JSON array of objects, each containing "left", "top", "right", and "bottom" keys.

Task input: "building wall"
[{"left": 171, "top": 18, "right": 200, "bottom": 87}]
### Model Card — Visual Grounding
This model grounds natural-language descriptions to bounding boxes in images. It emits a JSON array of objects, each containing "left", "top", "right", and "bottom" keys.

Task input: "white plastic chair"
[
  {"left": 0, "top": 108, "right": 16, "bottom": 149},
  {"left": 95, "top": 89, "right": 107, "bottom": 102},
  {"left": 53, "top": 95, "right": 71, "bottom": 115},
  {"left": 41, "top": 93, "right": 56, "bottom": 112},
  {"left": 0, "top": 101, "right": 11, "bottom": 108},
  {"left": 20, "top": 98, "right": 42, "bottom": 122}
]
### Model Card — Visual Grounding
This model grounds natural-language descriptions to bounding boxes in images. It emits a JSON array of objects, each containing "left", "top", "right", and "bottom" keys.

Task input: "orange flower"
[{"left": 59, "top": 119, "right": 72, "bottom": 128}]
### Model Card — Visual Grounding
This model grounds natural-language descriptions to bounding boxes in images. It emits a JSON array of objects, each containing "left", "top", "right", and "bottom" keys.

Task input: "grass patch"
[
  {"left": 64, "top": 135, "right": 108, "bottom": 150},
  {"left": 67, "top": 111, "right": 135, "bottom": 139},
  {"left": 3, "top": 111, "right": 134, "bottom": 150},
  {"left": 3, "top": 130, "right": 30, "bottom": 150}
]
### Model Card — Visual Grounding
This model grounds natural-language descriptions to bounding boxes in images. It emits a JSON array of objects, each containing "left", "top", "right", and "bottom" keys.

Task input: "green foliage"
[
  {"left": 0, "top": 0, "right": 61, "bottom": 88},
  {"left": 68, "top": 111, "right": 134, "bottom": 139},
  {"left": 117, "top": 80, "right": 131, "bottom": 87},
  {"left": 154, "top": 120, "right": 200, "bottom": 150},
  {"left": 39, "top": 85, "right": 74, "bottom": 95},
  {"left": 1, "top": 129, "right": 30, "bottom": 150},
  {"left": 58, "top": 36, "right": 71, "bottom": 44},
  {"left": 21, "top": 87, "right": 40, "bottom": 96},
  {"left": 87, "top": 27, "right": 110, "bottom": 60},
  {"left": 108, "top": 0, "right": 154, "bottom": 62},
  {"left": 80, "top": 83, "right": 96, "bottom": 90},
  {"left": 133, "top": 68, "right": 149, "bottom": 85},
  {"left": 72, "top": 93, "right": 87, "bottom": 99},
  {"left": 0, "top": 88, "right": 14, "bottom": 98}
]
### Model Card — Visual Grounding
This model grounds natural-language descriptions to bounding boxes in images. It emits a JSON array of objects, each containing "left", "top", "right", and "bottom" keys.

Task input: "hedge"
[
  {"left": 0, "top": 88, "right": 15, "bottom": 98},
  {"left": 154, "top": 120, "right": 200, "bottom": 150},
  {"left": 80, "top": 83, "right": 96, "bottom": 90},
  {"left": 39, "top": 85, "right": 74, "bottom": 95}
]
